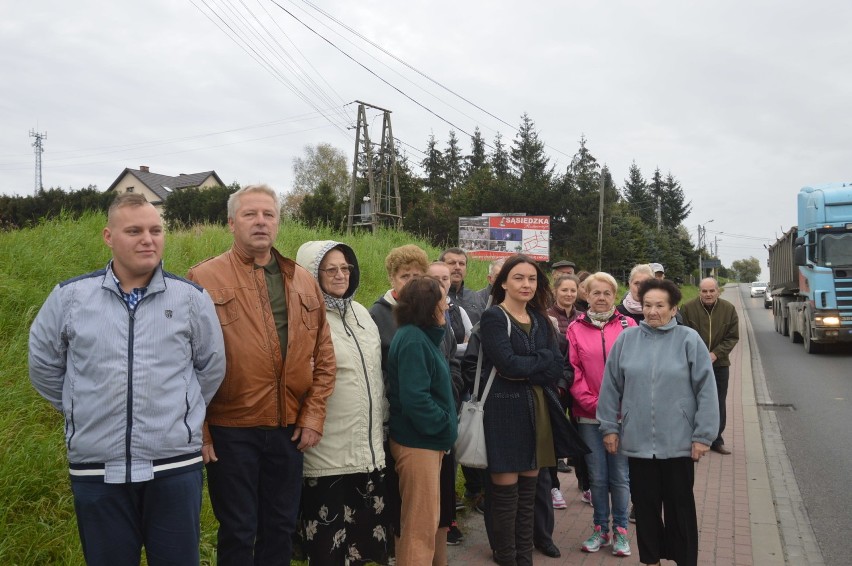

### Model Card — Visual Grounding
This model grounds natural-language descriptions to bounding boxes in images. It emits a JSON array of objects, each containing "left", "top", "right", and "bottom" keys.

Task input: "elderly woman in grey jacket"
[
  {"left": 597, "top": 278, "right": 719, "bottom": 566},
  {"left": 296, "top": 240, "right": 389, "bottom": 566}
]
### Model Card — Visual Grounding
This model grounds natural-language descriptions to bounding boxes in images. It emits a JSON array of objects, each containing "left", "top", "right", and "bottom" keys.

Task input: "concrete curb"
[{"left": 732, "top": 285, "right": 786, "bottom": 565}]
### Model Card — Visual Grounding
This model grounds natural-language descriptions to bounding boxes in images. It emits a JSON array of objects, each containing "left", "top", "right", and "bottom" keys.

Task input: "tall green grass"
[
  {"left": 0, "top": 213, "right": 486, "bottom": 564},
  {"left": 1, "top": 212, "right": 698, "bottom": 563}
]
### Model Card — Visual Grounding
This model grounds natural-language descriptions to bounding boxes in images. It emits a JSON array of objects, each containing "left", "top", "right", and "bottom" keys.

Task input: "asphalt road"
[{"left": 739, "top": 286, "right": 852, "bottom": 566}]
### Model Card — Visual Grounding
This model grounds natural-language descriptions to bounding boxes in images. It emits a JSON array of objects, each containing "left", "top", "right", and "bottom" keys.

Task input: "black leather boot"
[
  {"left": 490, "top": 482, "right": 518, "bottom": 566},
  {"left": 515, "top": 475, "right": 538, "bottom": 566}
]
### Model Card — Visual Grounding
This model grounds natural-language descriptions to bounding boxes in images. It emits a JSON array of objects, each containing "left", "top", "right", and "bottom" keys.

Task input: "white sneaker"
[{"left": 551, "top": 487, "right": 567, "bottom": 509}]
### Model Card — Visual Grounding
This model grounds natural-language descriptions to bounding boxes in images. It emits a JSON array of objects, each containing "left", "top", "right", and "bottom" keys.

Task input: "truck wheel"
[
  {"left": 789, "top": 322, "right": 802, "bottom": 343},
  {"left": 803, "top": 321, "right": 822, "bottom": 354},
  {"left": 781, "top": 315, "right": 789, "bottom": 337}
]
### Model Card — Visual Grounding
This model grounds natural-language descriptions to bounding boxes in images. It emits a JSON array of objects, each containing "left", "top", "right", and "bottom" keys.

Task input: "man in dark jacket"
[
  {"left": 441, "top": 247, "right": 483, "bottom": 326},
  {"left": 474, "top": 258, "right": 505, "bottom": 312},
  {"left": 680, "top": 277, "right": 740, "bottom": 455}
]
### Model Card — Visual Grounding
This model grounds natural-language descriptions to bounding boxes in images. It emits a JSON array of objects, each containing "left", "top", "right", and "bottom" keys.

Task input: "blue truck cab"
[{"left": 789, "top": 183, "right": 852, "bottom": 351}]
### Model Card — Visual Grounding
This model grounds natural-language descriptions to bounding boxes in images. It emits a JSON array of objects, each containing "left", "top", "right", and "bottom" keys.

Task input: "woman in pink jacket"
[{"left": 568, "top": 272, "right": 637, "bottom": 557}]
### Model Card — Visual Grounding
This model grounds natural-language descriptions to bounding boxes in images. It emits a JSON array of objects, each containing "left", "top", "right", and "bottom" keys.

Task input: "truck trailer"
[{"left": 768, "top": 183, "right": 852, "bottom": 353}]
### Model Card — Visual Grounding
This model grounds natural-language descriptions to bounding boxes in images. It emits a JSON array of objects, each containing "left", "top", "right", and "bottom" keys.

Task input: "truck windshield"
[{"left": 820, "top": 232, "right": 852, "bottom": 267}]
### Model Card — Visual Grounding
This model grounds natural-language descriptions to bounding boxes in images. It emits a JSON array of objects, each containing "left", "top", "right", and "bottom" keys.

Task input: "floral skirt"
[{"left": 300, "top": 470, "right": 391, "bottom": 565}]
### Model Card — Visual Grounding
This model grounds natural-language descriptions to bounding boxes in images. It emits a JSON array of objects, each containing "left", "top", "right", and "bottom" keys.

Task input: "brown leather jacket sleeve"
[{"left": 295, "top": 278, "right": 336, "bottom": 433}]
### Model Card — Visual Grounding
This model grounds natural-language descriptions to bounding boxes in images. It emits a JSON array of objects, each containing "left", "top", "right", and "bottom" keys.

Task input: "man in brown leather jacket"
[{"left": 187, "top": 184, "right": 335, "bottom": 566}]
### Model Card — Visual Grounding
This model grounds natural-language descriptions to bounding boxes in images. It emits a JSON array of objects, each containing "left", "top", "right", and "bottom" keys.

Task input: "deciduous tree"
[{"left": 731, "top": 257, "right": 761, "bottom": 282}]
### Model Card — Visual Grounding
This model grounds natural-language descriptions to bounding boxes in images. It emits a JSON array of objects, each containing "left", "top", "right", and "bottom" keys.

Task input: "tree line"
[
  {"left": 1, "top": 114, "right": 732, "bottom": 282},
  {"left": 292, "top": 114, "right": 703, "bottom": 282}
]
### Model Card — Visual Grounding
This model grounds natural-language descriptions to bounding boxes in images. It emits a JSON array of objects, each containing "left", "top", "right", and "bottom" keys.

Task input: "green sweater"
[
  {"left": 679, "top": 298, "right": 739, "bottom": 367},
  {"left": 388, "top": 325, "right": 458, "bottom": 451}
]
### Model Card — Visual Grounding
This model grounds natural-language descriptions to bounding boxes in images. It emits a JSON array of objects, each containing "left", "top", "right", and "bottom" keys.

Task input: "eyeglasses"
[{"left": 319, "top": 264, "right": 354, "bottom": 277}]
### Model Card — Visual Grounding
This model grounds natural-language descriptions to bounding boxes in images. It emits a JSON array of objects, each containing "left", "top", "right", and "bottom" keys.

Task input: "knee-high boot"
[
  {"left": 490, "top": 483, "right": 518, "bottom": 566},
  {"left": 515, "top": 475, "right": 537, "bottom": 566}
]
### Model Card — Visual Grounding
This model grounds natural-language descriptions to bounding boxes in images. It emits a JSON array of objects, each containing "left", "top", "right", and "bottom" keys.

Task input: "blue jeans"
[
  {"left": 71, "top": 469, "right": 202, "bottom": 566},
  {"left": 207, "top": 425, "right": 304, "bottom": 566},
  {"left": 578, "top": 423, "right": 630, "bottom": 532}
]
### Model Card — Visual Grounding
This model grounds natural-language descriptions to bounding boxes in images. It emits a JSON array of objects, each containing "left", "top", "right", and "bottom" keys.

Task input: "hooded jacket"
[
  {"left": 29, "top": 262, "right": 226, "bottom": 483},
  {"left": 567, "top": 311, "right": 637, "bottom": 420},
  {"left": 187, "top": 244, "right": 335, "bottom": 436},
  {"left": 295, "top": 241, "right": 385, "bottom": 476},
  {"left": 597, "top": 319, "right": 719, "bottom": 458}
]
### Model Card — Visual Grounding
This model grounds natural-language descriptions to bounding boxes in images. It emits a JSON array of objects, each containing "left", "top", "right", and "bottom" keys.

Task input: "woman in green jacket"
[{"left": 387, "top": 276, "right": 458, "bottom": 565}]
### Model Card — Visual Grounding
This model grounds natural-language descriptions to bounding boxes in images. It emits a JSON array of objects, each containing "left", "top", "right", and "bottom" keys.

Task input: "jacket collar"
[
  {"left": 576, "top": 310, "right": 622, "bottom": 328},
  {"left": 102, "top": 261, "right": 166, "bottom": 297},
  {"left": 639, "top": 318, "right": 679, "bottom": 333},
  {"left": 231, "top": 243, "right": 294, "bottom": 278}
]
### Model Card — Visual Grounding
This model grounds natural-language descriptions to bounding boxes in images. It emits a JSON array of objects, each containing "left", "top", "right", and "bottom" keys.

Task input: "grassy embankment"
[
  {"left": 0, "top": 212, "right": 476, "bottom": 565},
  {"left": 0, "top": 212, "right": 697, "bottom": 563}
]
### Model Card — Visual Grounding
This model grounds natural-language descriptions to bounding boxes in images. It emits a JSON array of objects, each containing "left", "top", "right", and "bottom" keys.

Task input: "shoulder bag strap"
[{"left": 477, "top": 307, "right": 512, "bottom": 404}]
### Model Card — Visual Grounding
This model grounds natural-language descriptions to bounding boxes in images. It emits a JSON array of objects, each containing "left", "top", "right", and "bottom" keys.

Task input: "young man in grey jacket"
[{"left": 29, "top": 193, "right": 226, "bottom": 566}]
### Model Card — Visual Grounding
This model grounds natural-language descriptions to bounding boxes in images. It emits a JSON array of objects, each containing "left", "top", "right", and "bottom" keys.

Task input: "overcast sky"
[{"left": 3, "top": 1, "right": 851, "bottom": 275}]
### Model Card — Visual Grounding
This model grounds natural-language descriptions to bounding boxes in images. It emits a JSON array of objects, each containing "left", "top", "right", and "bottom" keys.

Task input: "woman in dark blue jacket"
[{"left": 479, "top": 254, "right": 586, "bottom": 566}]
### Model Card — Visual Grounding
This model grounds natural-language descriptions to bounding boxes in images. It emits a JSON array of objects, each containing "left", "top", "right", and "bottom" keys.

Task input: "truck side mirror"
[
  {"left": 794, "top": 236, "right": 805, "bottom": 246},
  {"left": 794, "top": 244, "right": 806, "bottom": 266}
]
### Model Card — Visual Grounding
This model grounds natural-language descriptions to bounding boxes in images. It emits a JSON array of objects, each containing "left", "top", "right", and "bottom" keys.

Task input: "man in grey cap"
[
  {"left": 551, "top": 260, "right": 576, "bottom": 277},
  {"left": 650, "top": 262, "right": 665, "bottom": 279}
]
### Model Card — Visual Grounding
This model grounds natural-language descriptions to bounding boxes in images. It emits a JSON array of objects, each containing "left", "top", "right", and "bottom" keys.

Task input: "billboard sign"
[{"left": 458, "top": 215, "right": 550, "bottom": 261}]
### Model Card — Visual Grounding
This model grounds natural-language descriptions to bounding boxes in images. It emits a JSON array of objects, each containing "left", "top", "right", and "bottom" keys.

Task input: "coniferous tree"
[
  {"left": 467, "top": 127, "right": 488, "bottom": 177},
  {"left": 647, "top": 167, "right": 665, "bottom": 230},
  {"left": 421, "top": 134, "right": 447, "bottom": 199},
  {"left": 510, "top": 113, "right": 552, "bottom": 189},
  {"left": 444, "top": 130, "right": 464, "bottom": 198},
  {"left": 662, "top": 172, "right": 692, "bottom": 227},
  {"left": 490, "top": 132, "right": 510, "bottom": 179},
  {"left": 622, "top": 161, "right": 654, "bottom": 226}
]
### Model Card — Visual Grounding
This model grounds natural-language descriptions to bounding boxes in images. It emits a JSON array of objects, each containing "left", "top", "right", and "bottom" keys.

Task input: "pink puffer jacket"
[{"left": 567, "top": 312, "right": 637, "bottom": 419}]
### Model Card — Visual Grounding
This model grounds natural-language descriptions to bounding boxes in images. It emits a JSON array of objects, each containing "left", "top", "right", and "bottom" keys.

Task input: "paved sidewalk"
[{"left": 448, "top": 287, "right": 785, "bottom": 565}]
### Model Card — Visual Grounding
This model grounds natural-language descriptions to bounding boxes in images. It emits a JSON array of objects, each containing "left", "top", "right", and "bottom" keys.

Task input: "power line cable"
[
  {"left": 0, "top": 110, "right": 348, "bottom": 170},
  {"left": 190, "top": 0, "right": 352, "bottom": 142},
  {"left": 295, "top": 0, "right": 575, "bottom": 159},
  {"left": 0, "top": 123, "right": 337, "bottom": 172},
  {"left": 228, "top": 0, "right": 346, "bottom": 117},
  {"left": 249, "top": 0, "right": 354, "bottom": 125},
  {"left": 267, "top": 0, "right": 489, "bottom": 149}
]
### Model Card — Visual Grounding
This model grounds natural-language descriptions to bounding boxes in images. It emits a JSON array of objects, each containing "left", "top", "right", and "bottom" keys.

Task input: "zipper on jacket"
[
  {"left": 125, "top": 305, "right": 135, "bottom": 483},
  {"left": 599, "top": 327, "right": 608, "bottom": 364},
  {"left": 118, "top": 290, "right": 154, "bottom": 483},
  {"left": 184, "top": 394, "right": 192, "bottom": 443},
  {"left": 66, "top": 396, "right": 76, "bottom": 450},
  {"left": 342, "top": 313, "right": 378, "bottom": 469},
  {"left": 703, "top": 302, "right": 715, "bottom": 351}
]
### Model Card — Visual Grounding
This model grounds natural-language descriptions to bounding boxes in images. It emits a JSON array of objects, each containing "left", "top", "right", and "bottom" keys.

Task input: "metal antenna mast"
[
  {"left": 30, "top": 129, "right": 47, "bottom": 194},
  {"left": 346, "top": 101, "right": 402, "bottom": 234}
]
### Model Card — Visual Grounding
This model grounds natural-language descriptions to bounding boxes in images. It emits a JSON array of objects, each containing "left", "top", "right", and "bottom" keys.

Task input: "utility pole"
[
  {"left": 656, "top": 195, "right": 661, "bottom": 231},
  {"left": 346, "top": 101, "right": 402, "bottom": 235},
  {"left": 697, "top": 225, "right": 703, "bottom": 280},
  {"left": 696, "top": 220, "right": 714, "bottom": 280},
  {"left": 596, "top": 168, "right": 606, "bottom": 272},
  {"left": 30, "top": 129, "right": 47, "bottom": 194}
]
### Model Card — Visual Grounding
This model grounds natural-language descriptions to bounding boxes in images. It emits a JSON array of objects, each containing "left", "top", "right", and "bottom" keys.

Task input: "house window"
[{"left": 126, "top": 187, "right": 134, "bottom": 193}]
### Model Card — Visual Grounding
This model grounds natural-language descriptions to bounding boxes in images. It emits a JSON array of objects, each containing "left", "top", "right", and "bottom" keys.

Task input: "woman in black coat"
[{"left": 478, "top": 254, "right": 586, "bottom": 566}]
